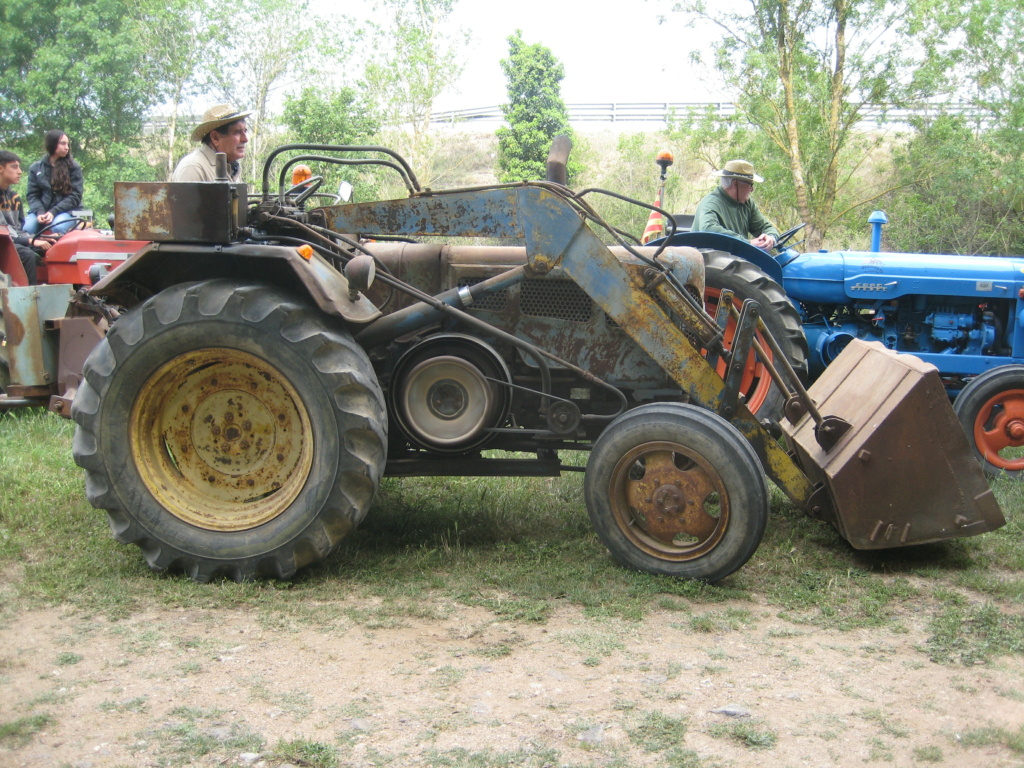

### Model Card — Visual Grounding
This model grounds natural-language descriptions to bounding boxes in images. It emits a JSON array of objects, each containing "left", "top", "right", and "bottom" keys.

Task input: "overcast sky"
[
  {"left": 325, "top": 0, "right": 729, "bottom": 112},
  {"left": 434, "top": 0, "right": 726, "bottom": 110}
]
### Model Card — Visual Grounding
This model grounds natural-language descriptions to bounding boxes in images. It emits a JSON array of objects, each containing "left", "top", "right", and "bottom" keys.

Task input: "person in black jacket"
[
  {"left": 24, "top": 130, "right": 83, "bottom": 236},
  {"left": 0, "top": 150, "right": 53, "bottom": 285}
]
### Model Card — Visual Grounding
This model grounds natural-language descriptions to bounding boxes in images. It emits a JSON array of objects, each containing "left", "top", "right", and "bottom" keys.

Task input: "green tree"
[
  {"left": 670, "top": 0, "right": 963, "bottom": 250},
  {"left": 143, "top": 0, "right": 222, "bottom": 177},
  {"left": 279, "top": 86, "right": 381, "bottom": 201},
  {"left": 849, "top": 0, "right": 1024, "bottom": 256},
  {"left": 0, "top": 0, "right": 156, "bottom": 152},
  {"left": 0, "top": 0, "right": 164, "bottom": 218},
  {"left": 959, "top": 0, "right": 1024, "bottom": 227},
  {"left": 962, "top": 0, "right": 1024, "bottom": 136},
  {"left": 883, "top": 117, "right": 1024, "bottom": 256},
  {"left": 205, "top": 0, "right": 348, "bottom": 187},
  {"left": 496, "top": 31, "right": 578, "bottom": 184},
  {"left": 362, "top": 0, "right": 466, "bottom": 185},
  {"left": 282, "top": 87, "right": 379, "bottom": 146},
  {"left": 574, "top": 134, "right": 697, "bottom": 242}
]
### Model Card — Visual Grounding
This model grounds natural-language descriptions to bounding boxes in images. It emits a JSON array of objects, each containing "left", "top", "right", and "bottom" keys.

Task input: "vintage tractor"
[
  {"left": 654, "top": 210, "right": 1024, "bottom": 479},
  {"left": 7, "top": 141, "right": 1004, "bottom": 583}
]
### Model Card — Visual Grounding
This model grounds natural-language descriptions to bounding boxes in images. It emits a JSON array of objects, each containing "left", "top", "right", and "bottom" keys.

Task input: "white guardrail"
[
  {"left": 429, "top": 102, "right": 988, "bottom": 127},
  {"left": 144, "top": 103, "right": 987, "bottom": 134}
]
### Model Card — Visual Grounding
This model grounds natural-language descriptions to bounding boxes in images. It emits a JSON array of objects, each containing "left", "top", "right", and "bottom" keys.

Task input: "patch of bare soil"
[{"left": 1, "top": 600, "right": 1022, "bottom": 767}]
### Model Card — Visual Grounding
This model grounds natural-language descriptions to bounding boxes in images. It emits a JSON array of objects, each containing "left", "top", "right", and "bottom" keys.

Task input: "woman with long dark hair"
[{"left": 24, "top": 130, "right": 84, "bottom": 236}]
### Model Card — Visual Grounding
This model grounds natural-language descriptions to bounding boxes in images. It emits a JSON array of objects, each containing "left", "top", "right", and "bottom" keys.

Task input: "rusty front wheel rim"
[
  {"left": 130, "top": 348, "right": 313, "bottom": 531},
  {"left": 608, "top": 440, "right": 729, "bottom": 560},
  {"left": 973, "top": 388, "right": 1024, "bottom": 471}
]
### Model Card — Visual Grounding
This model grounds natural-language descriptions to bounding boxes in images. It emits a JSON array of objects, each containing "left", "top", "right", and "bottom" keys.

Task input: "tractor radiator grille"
[
  {"left": 521, "top": 279, "right": 593, "bottom": 323},
  {"left": 458, "top": 276, "right": 595, "bottom": 323}
]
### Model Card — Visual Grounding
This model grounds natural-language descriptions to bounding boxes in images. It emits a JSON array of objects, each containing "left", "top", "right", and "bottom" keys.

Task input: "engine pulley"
[{"left": 390, "top": 334, "right": 512, "bottom": 453}]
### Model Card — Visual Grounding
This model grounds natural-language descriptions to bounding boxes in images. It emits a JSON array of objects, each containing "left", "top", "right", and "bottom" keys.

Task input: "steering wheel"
[
  {"left": 774, "top": 222, "right": 807, "bottom": 249},
  {"left": 32, "top": 216, "right": 91, "bottom": 242},
  {"left": 284, "top": 175, "right": 325, "bottom": 206}
]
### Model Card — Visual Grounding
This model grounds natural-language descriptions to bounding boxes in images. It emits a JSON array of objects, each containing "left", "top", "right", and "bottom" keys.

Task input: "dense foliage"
[
  {"left": 882, "top": 116, "right": 1024, "bottom": 256},
  {"left": 0, "top": 0, "right": 161, "bottom": 216},
  {"left": 495, "top": 31, "right": 578, "bottom": 184},
  {"left": 671, "top": 0, "right": 966, "bottom": 250}
]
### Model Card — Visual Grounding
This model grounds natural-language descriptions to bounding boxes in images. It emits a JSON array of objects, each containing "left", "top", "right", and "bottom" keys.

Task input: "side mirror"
[{"left": 338, "top": 181, "right": 354, "bottom": 203}]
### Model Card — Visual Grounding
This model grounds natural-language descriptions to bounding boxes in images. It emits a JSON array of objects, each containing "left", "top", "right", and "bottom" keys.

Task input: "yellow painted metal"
[
  {"left": 549, "top": 215, "right": 822, "bottom": 511},
  {"left": 129, "top": 348, "right": 313, "bottom": 532}
]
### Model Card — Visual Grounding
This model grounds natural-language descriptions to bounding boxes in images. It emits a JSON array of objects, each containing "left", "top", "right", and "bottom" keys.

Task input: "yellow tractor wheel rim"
[{"left": 130, "top": 348, "right": 314, "bottom": 532}]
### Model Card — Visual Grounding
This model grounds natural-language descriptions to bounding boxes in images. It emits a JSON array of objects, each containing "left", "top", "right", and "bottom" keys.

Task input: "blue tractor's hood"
[{"left": 782, "top": 250, "right": 1024, "bottom": 304}]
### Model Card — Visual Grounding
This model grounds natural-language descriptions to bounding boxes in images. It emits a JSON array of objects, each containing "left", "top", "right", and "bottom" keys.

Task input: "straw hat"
[
  {"left": 712, "top": 159, "right": 764, "bottom": 184},
  {"left": 191, "top": 104, "right": 252, "bottom": 142}
]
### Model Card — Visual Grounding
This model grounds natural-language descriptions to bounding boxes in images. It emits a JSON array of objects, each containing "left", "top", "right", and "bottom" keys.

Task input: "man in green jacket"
[{"left": 693, "top": 160, "right": 780, "bottom": 250}]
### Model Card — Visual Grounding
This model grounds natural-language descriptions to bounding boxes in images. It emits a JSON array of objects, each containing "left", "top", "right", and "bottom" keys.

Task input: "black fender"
[{"left": 89, "top": 241, "right": 380, "bottom": 324}]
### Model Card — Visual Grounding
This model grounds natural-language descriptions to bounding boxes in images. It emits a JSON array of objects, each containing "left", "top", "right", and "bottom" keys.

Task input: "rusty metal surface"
[
  {"left": 323, "top": 188, "right": 528, "bottom": 241},
  {"left": 130, "top": 347, "right": 313, "bottom": 532},
  {"left": 114, "top": 182, "right": 247, "bottom": 243},
  {"left": 363, "top": 240, "right": 706, "bottom": 387},
  {"left": 782, "top": 339, "right": 1005, "bottom": 548},
  {"left": 1, "top": 284, "right": 75, "bottom": 390},
  {"left": 48, "top": 315, "right": 108, "bottom": 418},
  {"left": 0, "top": 224, "right": 31, "bottom": 287},
  {"left": 337, "top": 185, "right": 814, "bottom": 506},
  {"left": 91, "top": 242, "right": 379, "bottom": 324},
  {"left": 614, "top": 442, "right": 727, "bottom": 556}
]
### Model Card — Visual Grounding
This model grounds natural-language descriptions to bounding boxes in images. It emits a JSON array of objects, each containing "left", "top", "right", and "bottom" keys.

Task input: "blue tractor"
[{"left": 656, "top": 214, "right": 1024, "bottom": 479}]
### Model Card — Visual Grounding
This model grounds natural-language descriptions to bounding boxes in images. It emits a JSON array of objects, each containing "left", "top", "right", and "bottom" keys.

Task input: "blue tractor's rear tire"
[{"left": 703, "top": 251, "right": 808, "bottom": 421}]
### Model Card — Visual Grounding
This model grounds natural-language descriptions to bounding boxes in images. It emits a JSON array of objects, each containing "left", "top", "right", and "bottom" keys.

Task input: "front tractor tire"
[
  {"left": 703, "top": 251, "right": 808, "bottom": 420},
  {"left": 72, "top": 280, "right": 387, "bottom": 582},
  {"left": 953, "top": 365, "right": 1024, "bottom": 479},
  {"left": 584, "top": 403, "right": 768, "bottom": 582}
]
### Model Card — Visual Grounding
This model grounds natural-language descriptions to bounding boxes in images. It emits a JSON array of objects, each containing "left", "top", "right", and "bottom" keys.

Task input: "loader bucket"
[{"left": 781, "top": 339, "right": 1005, "bottom": 549}]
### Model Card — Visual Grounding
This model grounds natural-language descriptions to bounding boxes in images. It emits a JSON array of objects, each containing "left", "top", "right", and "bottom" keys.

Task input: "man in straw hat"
[
  {"left": 692, "top": 159, "right": 780, "bottom": 250},
  {"left": 171, "top": 104, "right": 252, "bottom": 183}
]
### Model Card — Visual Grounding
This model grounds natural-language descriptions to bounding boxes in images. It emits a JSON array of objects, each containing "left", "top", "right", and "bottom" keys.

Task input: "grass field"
[{"left": 1, "top": 408, "right": 1022, "bottom": 661}]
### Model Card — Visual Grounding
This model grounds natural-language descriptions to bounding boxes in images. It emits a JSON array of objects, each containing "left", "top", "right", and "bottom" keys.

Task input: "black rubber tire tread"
[
  {"left": 703, "top": 250, "right": 808, "bottom": 420},
  {"left": 953, "top": 364, "right": 1024, "bottom": 479},
  {"left": 584, "top": 402, "right": 768, "bottom": 582},
  {"left": 72, "top": 279, "right": 387, "bottom": 582}
]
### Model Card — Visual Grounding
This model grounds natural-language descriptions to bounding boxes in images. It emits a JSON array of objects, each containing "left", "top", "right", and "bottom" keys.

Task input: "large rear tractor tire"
[
  {"left": 72, "top": 280, "right": 387, "bottom": 581},
  {"left": 703, "top": 251, "right": 808, "bottom": 420},
  {"left": 584, "top": 402, "right": 768, "bottom": 582},
  {"left": 953, "top": 365, "right": 1024, "bottom": 479}
]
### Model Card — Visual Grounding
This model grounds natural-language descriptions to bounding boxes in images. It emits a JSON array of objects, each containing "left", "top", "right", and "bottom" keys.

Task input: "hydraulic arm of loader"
[{"left": 323, "top": 183, "right": 1004, "bottom": 549}]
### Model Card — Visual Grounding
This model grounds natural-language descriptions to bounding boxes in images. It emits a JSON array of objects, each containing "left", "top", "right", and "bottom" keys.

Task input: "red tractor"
[
  {"left": 0, "top": 219, "right": 145, "bottom": 410},
  {"left": 0, "top": 218, "right": 145, "bottom": 288}
]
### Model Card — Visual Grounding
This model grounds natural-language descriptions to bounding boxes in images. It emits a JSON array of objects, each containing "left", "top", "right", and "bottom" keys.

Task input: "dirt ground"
[{"left": 1, "top": 599, "right": 1022, "bottom": 768}]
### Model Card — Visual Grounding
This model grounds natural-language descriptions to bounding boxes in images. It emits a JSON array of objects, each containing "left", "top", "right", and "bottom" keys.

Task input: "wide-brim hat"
[
  {"left": 712, "top": 159, "right": 764, "bottom": 184},
  {"left": 191, "top": 104, "right": 252, "bottom": 142}
]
